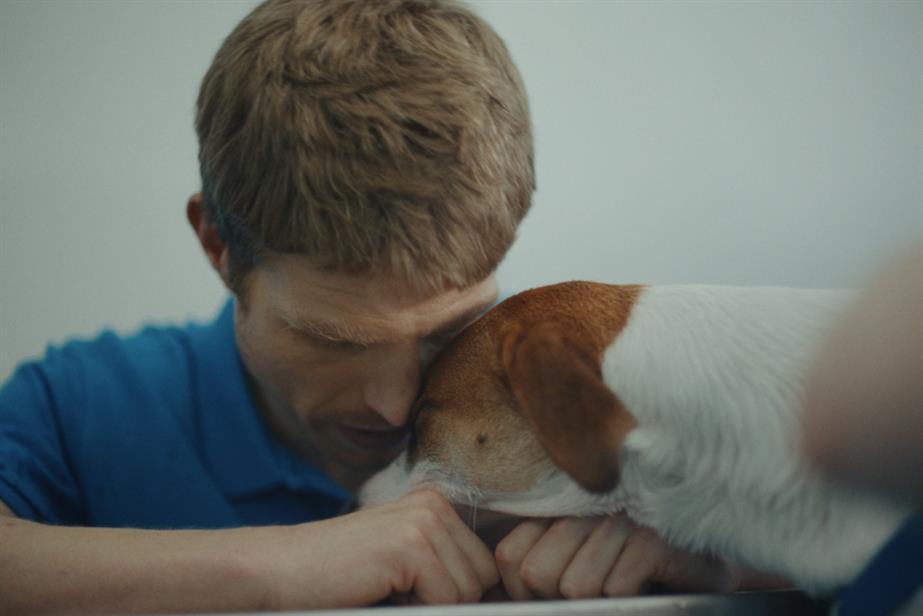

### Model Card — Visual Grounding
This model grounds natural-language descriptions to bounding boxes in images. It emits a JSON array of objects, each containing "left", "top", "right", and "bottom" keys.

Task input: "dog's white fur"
[{"left": 361, "top": 285, "right": 911, "bottom": 596}]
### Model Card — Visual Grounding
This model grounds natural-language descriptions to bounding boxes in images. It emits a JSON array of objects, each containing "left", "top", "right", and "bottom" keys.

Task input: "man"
[{"left": 0, "top": 1, "right": 769, "bottom": 611}]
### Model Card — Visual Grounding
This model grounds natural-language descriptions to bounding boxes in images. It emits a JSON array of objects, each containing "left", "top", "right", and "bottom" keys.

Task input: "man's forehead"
[{"left": 263, "top": 255, "right": 498, "bottom": 341}]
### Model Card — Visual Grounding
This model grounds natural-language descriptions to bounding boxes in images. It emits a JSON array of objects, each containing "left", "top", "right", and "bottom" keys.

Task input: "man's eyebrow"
[
  {"left": 278, "top": 295, "right": 496, "bottom": 346},
  {"left": 277, "top": 313, "right": 389, "bottom": 346}
]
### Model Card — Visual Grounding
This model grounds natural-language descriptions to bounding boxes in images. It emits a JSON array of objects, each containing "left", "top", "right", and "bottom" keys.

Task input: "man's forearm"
[
  {"left": 0, "top": 489, "right": 507, "bottom": 611},
  {"left": 0, "top": 514, "right": 281, "bottom": 614}
]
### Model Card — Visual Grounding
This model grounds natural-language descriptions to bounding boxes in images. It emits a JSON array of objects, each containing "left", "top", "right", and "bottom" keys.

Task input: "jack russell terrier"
[{"left": 360, "top": 282, "right": 915, "bottom": 602}]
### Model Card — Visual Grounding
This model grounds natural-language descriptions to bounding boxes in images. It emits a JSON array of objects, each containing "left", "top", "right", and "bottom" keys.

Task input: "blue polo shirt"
[{"left": 0, "top": 300, "right": 350, "bottom": 528}]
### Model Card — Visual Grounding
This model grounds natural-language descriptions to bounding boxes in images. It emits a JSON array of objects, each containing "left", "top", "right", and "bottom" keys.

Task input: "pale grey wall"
[{"left": 2, "top": 0, "right": 921, "bottom": 381}]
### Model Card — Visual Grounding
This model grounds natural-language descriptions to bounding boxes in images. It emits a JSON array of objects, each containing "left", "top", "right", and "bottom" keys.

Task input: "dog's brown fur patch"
[{"left": 411, "top": 282, "right": 642, "bottom": 493}]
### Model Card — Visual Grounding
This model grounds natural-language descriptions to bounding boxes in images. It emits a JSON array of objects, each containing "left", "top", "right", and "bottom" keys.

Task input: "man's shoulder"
[
  {"left": 33, "top": 319, "right": 199, "bottom": 396},
  {"left": 53, "top": 321, "right": 191, "bottom": 377},
  {"left": 0, "top": 300, "right": 263, "bottom": 526},
  {"left": 3, "top": 302, "right": 235, "bottom": 425}
]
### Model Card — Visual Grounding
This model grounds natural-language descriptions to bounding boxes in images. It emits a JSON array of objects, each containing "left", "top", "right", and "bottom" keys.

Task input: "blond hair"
[{"left": 195, "top": 0, "right": 534, "bottom": 292}]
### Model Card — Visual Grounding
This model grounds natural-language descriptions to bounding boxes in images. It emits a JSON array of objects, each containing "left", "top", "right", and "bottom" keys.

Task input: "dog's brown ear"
[{"left": 499, "top": 321, "right": 636, "bottom": 493}]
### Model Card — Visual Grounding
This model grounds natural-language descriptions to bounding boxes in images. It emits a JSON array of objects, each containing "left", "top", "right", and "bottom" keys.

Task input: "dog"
[{"left": 359, "top": 281, "right": 911, "bottom": 598}]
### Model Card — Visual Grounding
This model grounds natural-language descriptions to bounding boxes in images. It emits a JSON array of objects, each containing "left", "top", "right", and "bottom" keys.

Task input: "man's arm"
[
  {"left": 0, "top": 500, "right": 274, "bottom": 613},
  {"left": 0, "top": 490, "right": 498, "bottom": 613}
]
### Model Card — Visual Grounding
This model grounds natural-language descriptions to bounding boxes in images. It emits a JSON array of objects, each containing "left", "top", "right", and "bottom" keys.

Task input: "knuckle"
[
  {"left": 412, "top": 508, "right": 442, "bottom": 531},
  {"left": 519, "top": 561, "right": 553, "bottom": 593},
  {"left": 545, "top": 517, "right": 573, "bottom": 539},
  {"left": 405, "top": 489, "right": 432, "bottom": 506},
  {"left": 398, "top": 525, "right": 431, "bottom": 553},
  {"left": 414, "top": 489, "right": 448, "bottom": 511},
  {"left": 432, "top": 493, "right": 453, "bottom": 513},
  {"left": 623, "top": 526, "right": 663, "bottom": 560},
  {"left": 483, "top": 561, "right": 501, "bottom": 588},
  {"left": 494, "top": 540, "right": 520, "bottom": 567}
]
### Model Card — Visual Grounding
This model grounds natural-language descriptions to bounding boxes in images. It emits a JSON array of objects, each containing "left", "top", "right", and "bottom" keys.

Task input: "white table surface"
[{"left": 182, "top": 590, "right": 830, "bottom": 616}]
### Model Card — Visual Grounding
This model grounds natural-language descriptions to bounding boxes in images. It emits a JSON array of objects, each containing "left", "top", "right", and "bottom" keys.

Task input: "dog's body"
[{"left": 361, "top": 282, "right": 910, "bottom": 596}]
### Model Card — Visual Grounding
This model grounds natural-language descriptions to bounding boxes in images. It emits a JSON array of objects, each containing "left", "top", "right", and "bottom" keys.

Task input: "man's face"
[{"left": 233, "top": 254, "right": 498, "bottom": 486}]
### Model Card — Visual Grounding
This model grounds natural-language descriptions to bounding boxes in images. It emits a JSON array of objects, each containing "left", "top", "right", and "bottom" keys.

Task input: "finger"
[
  {"left": 653, "top": 546, "right": 737, "bottom": 593},
  {"left": 495, "top": 518, "right": 551, "bottom": 601},
  {"left": 408, "top": 491, "right": 498, "bottom": 595},
  {"left": 559, "top": 515, "right": 635, "bottom": 599},
  {"left": 402, "top": 492, "right": 490, "bottom": 603},
  {"left": 433, "top": 502, "right": 501, "bottom": 592},
  {"left": 519, "top": 516, "right": 600, "bottom": 598},
  {"left": 601, "top": 526, "right": 737, "bottom": 597},
  {"left": 604, "top": 526, "right": 736, "bottom": 596},
  {"left": 429, "top": 521, "right": 486, "bottom": 603},
  {"left": 404, "top": 530, "right": 463, "bottom": 605},
  {"left": 603, "top": 526, "right": 668, "bottom": 596}
]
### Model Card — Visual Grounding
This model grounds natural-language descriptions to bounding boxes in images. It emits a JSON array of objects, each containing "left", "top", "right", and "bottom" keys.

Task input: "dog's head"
[{"left": 360, "top": 282, "right": 641, "bottom": 510}]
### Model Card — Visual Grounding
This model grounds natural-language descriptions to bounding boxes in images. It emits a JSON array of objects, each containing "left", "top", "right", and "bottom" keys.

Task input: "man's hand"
[
  {"left": 494, "top": 514, "right": 742, "bottom": 600},
  {"left": 272, "top": 489, "right": 498, "bottom": 608}
]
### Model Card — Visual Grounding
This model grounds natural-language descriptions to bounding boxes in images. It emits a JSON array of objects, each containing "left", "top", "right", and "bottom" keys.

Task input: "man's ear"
[
  {"left": 499, "top": 321, "right": 636, "bottom": 493},
  {"left": 186, "top": 193, "right": 231, "bottom": 289}
]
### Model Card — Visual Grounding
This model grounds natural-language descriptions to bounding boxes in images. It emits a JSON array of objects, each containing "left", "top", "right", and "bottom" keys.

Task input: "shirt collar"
[{"left": 187, "top": 298, "right": 350, "bottom": 504}]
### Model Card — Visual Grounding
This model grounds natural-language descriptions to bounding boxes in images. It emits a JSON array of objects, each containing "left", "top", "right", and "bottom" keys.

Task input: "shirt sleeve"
[{"left": 0, "top": 352, "right": 85, "bottom": 524}]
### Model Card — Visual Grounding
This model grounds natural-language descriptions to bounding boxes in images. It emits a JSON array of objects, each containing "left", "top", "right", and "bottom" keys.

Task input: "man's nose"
[{"left": 363, "top": 342, "right": 422, "bottom": 427}]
